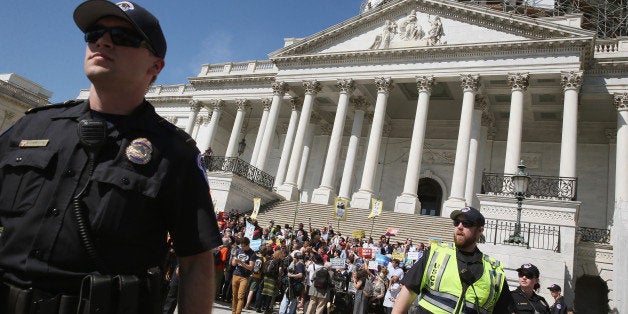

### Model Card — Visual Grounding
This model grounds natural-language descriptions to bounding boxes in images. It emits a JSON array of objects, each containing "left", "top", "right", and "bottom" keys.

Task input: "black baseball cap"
[
  {"left": 547, "top": 284, "right": 561, "bottom": 291},
  {"left": 450, "top": 206, "right": 485, "bottom": 227},
  {"left": 74, "top": 0, "right": 167, "bottom": 58},
  {"left": 517, "top": 263, "right": 540, "bottom": 278}
]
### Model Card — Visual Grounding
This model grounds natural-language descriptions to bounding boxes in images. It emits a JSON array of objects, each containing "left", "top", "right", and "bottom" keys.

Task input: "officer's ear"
[{"left": 149, "top": 59, "right": 165, "bottom": 75}]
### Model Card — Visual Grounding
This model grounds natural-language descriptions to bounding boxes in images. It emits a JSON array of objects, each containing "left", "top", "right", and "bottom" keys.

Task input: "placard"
[
  {"left": 249, "top": 239, "right": 262, "bottom": 251},
  {"left": 352, "top": 230, "right": 365, "bottom": 239},
  {"left": 385, "top": 228, "right": 399, "bottom": 236},
  {"left": 375, "top": 254, "right": 390, "bottom": 266},
  {"left": 406, "top": 251, "right": 420, "bottom": 260},
  {"left": 358, "top": 247, "right": 373, "bottom": 259},
  {"left": 391, "top": 252, "right": 405, "bottom": 262},
  {"left": 334, "top": 197, "right": 348, "bottom": 221},
  {"left": 250, "top": 197, "right": 261, "bottom": 219},
  {"left": 368, "top": 260, "right": 378, "bottom": 270},
  {"left": 368, "top": 198, "right": 383, "bottom": 218},
  {"left": 330, "top": 257, "right": 346, "bottom": 269}
]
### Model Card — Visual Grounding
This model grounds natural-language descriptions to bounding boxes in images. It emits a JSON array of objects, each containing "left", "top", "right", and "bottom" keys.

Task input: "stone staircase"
[{"left": 255, "top": 200, "right": 453, "bottom": 245}]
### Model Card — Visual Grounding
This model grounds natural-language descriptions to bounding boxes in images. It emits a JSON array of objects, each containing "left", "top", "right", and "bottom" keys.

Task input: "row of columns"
[{"left": 190, "top": 71, "right": 588, "bottom": 215}]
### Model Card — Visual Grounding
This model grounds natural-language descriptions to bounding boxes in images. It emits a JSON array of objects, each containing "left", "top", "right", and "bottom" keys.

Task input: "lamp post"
[
  {"left": 507, "top": 160, "right": 530, "bottom": 244},
  {"left": 237, "top": 138, "right": 246, "bottom": 156}
]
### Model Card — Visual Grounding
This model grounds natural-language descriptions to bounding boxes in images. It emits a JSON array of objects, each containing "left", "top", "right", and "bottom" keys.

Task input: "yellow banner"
[
  {"left": 368, "top": 198, "right": 383, "bottom": 218},
  {"left": 391, "top": 252, "right": 405, "bottom": 261},
  {"left": 251, "top": 198, "right": 261, "bottom": 219},
  {"left": 334, "top": 197, "right": 348, "bottom": 221},
  {"left": 352, "top": 230, "right": 365, "bottom": 239}
]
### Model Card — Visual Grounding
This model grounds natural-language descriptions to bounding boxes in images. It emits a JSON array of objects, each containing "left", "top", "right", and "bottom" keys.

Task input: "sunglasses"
[
  {"left": 85, "top": 26, "right": 156, "bottom": 55},
  {"left": 452, "top": 219, "right": 475, "bottom": 228},
  {"left": 518, "top": 272, "right": 536, "bottom": 279}
]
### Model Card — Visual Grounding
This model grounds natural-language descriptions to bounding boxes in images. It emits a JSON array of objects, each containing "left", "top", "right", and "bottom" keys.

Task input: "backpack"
[
  {"left": 313, "top": 266, "right": 331, "bottom": 290},
  {"left": 264, "top": 259, "right": 280, "bottom": 277}
]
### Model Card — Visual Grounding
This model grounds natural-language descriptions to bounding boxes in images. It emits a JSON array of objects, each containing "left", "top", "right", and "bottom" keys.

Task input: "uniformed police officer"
[
  {"left": 392, "top": 207, "right": 514, "bottom": 313},
  {"left": 511, "top": 264, "right": 551, "bottom": 313},
  {"left": 547, "top": 284, "right": 572, "bottom": 314},
  {"left": 0, "top": 1, "right": 221, "bottom": 313}
]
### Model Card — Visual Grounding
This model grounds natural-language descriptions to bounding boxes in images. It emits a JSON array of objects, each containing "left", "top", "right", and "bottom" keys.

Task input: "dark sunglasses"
[
  {"left": 84, "top": 26, "right": 156, "bottom": 55},
  {"left": 453, "top": 219, "right": 475, "bottom": 228},
  {"left": 518, "top": 272, "right": 536, "bottom": 279}
]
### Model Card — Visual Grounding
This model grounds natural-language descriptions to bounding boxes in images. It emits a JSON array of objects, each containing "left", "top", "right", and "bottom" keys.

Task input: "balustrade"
[
  {"left": 202, "top": 156, "right": 275, "bottom": 191},
  {"left": 482, "top": 172, "right": 577, "bottom": 201}
]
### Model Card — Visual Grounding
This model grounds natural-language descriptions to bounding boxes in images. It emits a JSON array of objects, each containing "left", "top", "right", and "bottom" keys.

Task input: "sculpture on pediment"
[
  {"left": 399, "top": 10, "right": 424, "bottom": 41},
  {"left": 426, "top": 16, "right": 445, "bottom": 46},
  {"left": 370, "top": 19, "right": 398, "bottom": 49},
  {"left": 361, "top": 0, "right": 388, "bottom": 13}
]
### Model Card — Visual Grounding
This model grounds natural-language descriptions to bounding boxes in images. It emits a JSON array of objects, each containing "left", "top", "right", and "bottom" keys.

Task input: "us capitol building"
[{"left": 3, "top": 0, "right": 627, "bottom": 311}]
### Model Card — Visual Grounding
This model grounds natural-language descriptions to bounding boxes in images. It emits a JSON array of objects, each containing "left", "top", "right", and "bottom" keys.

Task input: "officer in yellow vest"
[{"left": 392, "top": 207, "right": 514, "bottom": 313}]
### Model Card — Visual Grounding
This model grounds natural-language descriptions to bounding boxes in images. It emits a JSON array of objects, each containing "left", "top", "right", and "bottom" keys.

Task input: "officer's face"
[
  {"left": 452, "top": 216, "right": 483, "bottom": 252},
  {"left": 84, "top": 17, "right": 164, "bottom": 102}
]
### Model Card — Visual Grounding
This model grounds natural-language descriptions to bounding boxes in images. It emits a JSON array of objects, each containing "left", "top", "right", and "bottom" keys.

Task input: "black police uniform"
[
  {"left": 511, "top": 287, "right": 551, "bottom": 313},
  {"left": 549, "top": 295, "right": 569, "bottom": 314},
  {"left": 0, "top": 100, "right": 221, "bottom": 295}
]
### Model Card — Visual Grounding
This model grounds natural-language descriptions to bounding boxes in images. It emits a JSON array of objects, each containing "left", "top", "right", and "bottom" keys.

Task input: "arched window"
[{"left": 418, "top": 177, "right": 442, "bottom": 216}]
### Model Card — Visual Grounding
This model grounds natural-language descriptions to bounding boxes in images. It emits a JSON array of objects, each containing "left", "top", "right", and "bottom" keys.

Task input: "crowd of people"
[{"left": 163, "top": 208, "right": 573, "bottom": 314}]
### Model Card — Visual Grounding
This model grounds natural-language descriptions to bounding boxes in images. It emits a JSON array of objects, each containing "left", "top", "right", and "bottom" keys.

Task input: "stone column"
[
  {"left": 257, "top": 81, "right": 290, "bottom": 171},
  {"left": 203, "top": 99, "right": 224, "bottom": 151},
  {"left": 274, "top": 97, "right": 301, "bottom": 189},
  {"left": 442, "top": 75, "right": 480, "bottom": 216},
  {"left": 351, "top": 77, "right": 393, "bottom": 209},
  {"left": 559, "top": 71, "right": 583, "bottom": 178},
  {"left": 312, "top": 79, "right": 355, "bottom": 204},
  {"left": 606, "top": 129, "right": 616, "bottom": 229},
  {"left": 278, "top": 80, "right": 321, "bottom": 200},
  {"left": 464, "top": 99, "right": 485, "bottom": 207},
  {"left": 250, "top": 98, "right": 272, "bottom": 166},
  {"left": 185, "top": 100, "right": 202, "bottom": 134},
  {"left": 395, "top": 76, "right": 435, "bottom": 214},
  {"left": 225, "top": 99, "right": 250, "bottom": 158},
  {"left": 612, "top": 92, "right": 628, "bottom": 313},
  {"left": 338, "top": 97, "right": 367, "bottom": 200},
  {"left": 191, "top": 111, "right": 207, "bottom": 140},
  {"left": 297, "top": 115, "right": 319, "bottom": 191},
  {"left": 503, "top": 73, "right": 530, "bottom": 175}
]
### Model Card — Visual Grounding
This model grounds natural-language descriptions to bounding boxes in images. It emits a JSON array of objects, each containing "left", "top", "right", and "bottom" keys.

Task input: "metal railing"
[
  {"left": 480, "top": 219, "right": 561, "bottom": 252},
  {"left": 577, "top": 227, "right": 611, "bottom": 244},
  {"left": 482, "top": 172, "right": 577, "bottom": 201},
  {"left": 202, "top": 156, "right": 275, "bottom": 191}
]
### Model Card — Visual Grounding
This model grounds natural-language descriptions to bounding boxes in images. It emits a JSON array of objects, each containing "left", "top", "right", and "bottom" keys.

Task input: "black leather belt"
[{"left": 0, "top": 281, "right": 78, "bottom": 314}]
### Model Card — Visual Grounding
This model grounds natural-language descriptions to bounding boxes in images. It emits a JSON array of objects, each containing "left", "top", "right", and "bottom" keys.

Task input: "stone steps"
[{"left": 255, "top": 200, "right": 453, "bottom": 245}]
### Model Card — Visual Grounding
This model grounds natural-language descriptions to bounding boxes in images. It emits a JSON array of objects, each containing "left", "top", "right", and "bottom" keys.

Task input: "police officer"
[
  {"left": 511, "top": 264, "right": 551, "bottom": 313},
  {"left": 547, "top": 284, "right": 572, "bottom": 314},
  {"left": 392, "top": 207, "right": 514, "bottom": 313},
  {"left": 0, "top": 1, "right": 221, "bottom": 313}
]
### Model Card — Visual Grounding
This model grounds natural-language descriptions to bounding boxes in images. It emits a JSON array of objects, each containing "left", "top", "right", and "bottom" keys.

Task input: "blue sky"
[{"left": 1, "top": 1, "right": 363, "bottom": 103}]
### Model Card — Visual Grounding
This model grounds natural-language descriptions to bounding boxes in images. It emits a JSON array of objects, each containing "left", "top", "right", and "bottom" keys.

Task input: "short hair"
[{"left": 239, "top": 237, "right": 250, "bottom": 245}]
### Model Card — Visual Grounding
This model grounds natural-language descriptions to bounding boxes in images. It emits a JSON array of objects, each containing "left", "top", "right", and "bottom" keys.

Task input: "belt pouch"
[
  {"left": 78, "top": 274, "right": 113, "bottom": 314},
  {"left": 142, "top": 267, "right": 162, "bottom": 314},
  {"left": 58, "top": 295, "right": 79, "bottom": 314},
  {"left": 6, "top": 284, "right": 32, "bottom": 314},
  {"left": 114, "top": 275, "right": 139, "bottom": 314}
]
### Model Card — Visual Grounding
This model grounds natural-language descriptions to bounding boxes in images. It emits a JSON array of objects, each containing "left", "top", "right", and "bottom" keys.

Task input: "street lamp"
[
  {"left": 237, "top": 138, "right": 246, "bottom": 156},
  {"left": 507, "top": 160, "right": 530, "bottom": 244}
]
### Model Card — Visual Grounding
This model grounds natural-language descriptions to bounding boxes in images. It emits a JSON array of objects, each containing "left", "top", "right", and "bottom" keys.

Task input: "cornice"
[
  {"left": 0, "top": 80, "right": 50, "bottom": 107},
  {"left": 188, "top": 75, "right": 275, "bottom": 88},
  {"left": 271, "top": 38, "right": 591, "bottom": 68},
  {"left": 146, "top": 96, "right": 192, "bottom": 104}
]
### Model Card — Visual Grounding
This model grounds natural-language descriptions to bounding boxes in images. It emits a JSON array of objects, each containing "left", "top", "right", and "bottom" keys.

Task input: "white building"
[
  {"left": 73, "top": 0, "right": 624, "bottom": 311},
  {"left": 0, "top": 73, "right": 51, "bottom": 133}
]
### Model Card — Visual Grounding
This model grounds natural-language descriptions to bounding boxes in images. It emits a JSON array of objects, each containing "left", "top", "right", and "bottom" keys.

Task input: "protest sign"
[
  {"left": 250, "top": 198, "right": 261, "bottom": 219},
  {"left": 375, "top": 254, "right": 391, "bottom": 266},
  {"left": 330, "top": 257, "right": 346, "bottom": 269}
]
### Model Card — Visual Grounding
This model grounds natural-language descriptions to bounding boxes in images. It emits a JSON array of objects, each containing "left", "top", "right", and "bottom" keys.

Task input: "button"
[
  {"left": 30, "top": 249, "right": 43, "bottom": 259},
  {"left": 47, "top": 207, "right": 59, "bottom": 217},
  {"left": 63, "top": 169, "right": 75, "bottom": 177},
  {"left": 15, "top": 157, "right": 22, "bottom": 162},
  {"left": 121, "top": 177, "right": 130, "bottom": 185}
]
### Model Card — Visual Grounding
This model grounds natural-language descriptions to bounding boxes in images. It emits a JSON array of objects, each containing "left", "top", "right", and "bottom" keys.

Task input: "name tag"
[{"left": 19, "top": 139, "right": 49, "bottom": 147}]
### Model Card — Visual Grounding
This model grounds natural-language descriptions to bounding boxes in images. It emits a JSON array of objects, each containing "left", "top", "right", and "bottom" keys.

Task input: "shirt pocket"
[
  {"left": 85, "top": 165, "right": 164, "bottom": 236},
  {"left": 0, "top": 149, "right": 56, "bottom": 216}
]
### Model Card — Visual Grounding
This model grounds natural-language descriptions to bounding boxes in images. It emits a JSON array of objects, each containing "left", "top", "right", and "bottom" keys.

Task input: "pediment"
[{"left": 270, "top": 0, "right": 594, "bottom": 59}]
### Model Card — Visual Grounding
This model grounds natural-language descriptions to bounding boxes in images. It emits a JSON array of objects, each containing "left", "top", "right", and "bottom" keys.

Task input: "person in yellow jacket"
[{"left": 392, "top": 206, "right": 515, "bottom": 313}]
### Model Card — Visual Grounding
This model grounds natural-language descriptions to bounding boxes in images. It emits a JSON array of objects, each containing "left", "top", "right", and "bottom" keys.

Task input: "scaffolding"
[{"left": 360, "top": 0, "right": 628, "bottom": 38}]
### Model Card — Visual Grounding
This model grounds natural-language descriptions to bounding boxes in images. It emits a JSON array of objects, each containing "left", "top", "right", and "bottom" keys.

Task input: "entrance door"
[{"left": 418, "top": 178, "right": 442, "bottom": 216}]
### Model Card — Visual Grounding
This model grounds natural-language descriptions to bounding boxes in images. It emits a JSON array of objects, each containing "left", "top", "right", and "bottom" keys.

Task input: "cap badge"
[
  {"left": 126, "top": 138, "right": 153, "bottom": 165},
  {"left": 116, "top": 2, "right": 134, "bottom": 11}
]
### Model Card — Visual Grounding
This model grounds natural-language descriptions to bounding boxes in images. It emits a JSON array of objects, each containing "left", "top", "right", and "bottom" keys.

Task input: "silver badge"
[{"left": 126, "top": 138, "right": 153, "bottom": 165}]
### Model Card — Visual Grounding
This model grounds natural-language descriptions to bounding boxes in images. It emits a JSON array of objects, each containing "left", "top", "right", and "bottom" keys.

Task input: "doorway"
[{"left": 418, "top": 177, "right": 442, "bottom": 216}]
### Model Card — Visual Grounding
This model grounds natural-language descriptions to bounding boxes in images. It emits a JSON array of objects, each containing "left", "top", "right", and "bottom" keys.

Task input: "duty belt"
[{"left": 0, "top": 281, "right": 78, "bottom": 314}]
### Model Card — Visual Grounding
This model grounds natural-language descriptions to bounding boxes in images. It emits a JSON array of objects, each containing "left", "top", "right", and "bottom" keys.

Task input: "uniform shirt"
[
  {"left": 401, "top": 246, "right": 514, "bottom": 313},
  {"left": 549, "top": 295, "right": 569, "bottom": 314},
  {"left": 0, "top": 100, "right": 221, "bottom": 294},
  {"left": 511, "top": 287, "right": 551, "bottom": 313}
]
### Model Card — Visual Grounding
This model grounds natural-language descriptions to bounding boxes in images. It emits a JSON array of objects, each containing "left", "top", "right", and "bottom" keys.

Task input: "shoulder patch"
[{"left": 25, "top": 99, "right": 82, "bottom": 114}]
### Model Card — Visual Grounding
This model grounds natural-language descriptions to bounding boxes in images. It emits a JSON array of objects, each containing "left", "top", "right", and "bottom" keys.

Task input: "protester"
[
  {"left": 382, "top": 275, "right": 401, "bottom": 314},
  {"left": 279, "top": 251, "right": 306, "bottom": 314},
  {"left": 231, "top": 237, "right": 257, "bottom": 314}
]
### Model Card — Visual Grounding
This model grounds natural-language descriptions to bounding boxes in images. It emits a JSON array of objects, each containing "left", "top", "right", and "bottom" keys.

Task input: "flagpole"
[
  {"left": 292, "top": 189, "right": 300, "bottom": 232},
  {"left": 369, "top": 217, "right": 375, "bottom": 239}
]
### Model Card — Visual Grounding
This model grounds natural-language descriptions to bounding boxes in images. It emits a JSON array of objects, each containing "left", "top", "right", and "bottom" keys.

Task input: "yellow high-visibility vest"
[{"left": 417, "top": 242, "right": 505, "bottom": 314}]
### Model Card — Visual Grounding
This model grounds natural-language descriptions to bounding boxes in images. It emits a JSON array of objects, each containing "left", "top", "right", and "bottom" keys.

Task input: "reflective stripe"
[
  {"left": 462, "top": 301, "right": 490, "bottom": 314},
  {"left": 422, "top": 289, "right": 457, "bottom": 313},
  {"left": 434, "top": 253, "right": 450, "bottom": 291}
]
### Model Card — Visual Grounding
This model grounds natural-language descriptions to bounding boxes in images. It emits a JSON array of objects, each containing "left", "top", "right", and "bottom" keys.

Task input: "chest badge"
[{"left": 126, "top": 138, "right": 153, "bottom": 165}]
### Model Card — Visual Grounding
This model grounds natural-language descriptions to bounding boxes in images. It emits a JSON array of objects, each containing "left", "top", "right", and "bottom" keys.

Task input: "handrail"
[
  {"left": 480, "top": 219, "right": 561, "bottom": 252},
  {"left": 202, "top": 156, "right": 275, "bottom": 191}
]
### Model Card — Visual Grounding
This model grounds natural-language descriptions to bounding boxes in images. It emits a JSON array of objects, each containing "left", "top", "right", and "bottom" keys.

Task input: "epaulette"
[
  {"left": 157, "top": 117, "right": 198, "bottom": 150},
  {"left": 25, "top": 99, "right": 83, "bottom": 114}
]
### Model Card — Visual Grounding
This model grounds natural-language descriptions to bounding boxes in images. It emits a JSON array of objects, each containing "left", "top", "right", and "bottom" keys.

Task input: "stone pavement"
[{"left": 174, "top": 300, "right": 285, "bottom": 314}]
